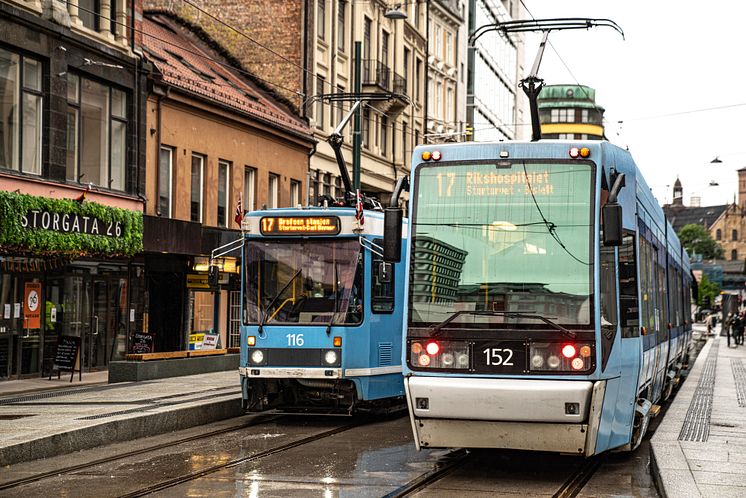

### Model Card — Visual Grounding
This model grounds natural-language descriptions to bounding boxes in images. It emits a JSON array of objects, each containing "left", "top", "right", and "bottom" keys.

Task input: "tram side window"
[
  {"left": 639, "top": 237, "right": 657, "bottom": 336},
  {"left": 371, "top": 239, "right": 395, "bottom": 313},
  {"left": 599, "top": 245, "right": 618, "bottom": 328},
  {"left": 656, "top": 257, "right": 668, "bottom": 342},
  {"left": 618, "top": 232, "right": 640, "bottom": 338}
]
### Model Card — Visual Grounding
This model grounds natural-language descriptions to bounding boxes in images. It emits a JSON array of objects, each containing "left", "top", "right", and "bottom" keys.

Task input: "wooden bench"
[
  {"left": 187, "top": 349, "right": 228, "bottom": 358},
  {"left": 125, "top": 351, "right": 189, "bottom": 361}
]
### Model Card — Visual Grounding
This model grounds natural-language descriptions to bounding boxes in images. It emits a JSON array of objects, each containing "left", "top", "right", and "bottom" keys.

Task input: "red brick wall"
[{"left": 143, "top": 0, "right": 307, "bottom": 112}]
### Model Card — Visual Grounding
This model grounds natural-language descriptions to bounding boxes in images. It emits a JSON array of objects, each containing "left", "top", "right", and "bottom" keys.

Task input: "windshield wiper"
[
  {"left": 259, "top": 269, "right": 302, "bottom": 334},
  {"left": 325, "top": 263, "right": 339, "bottom": 336},
  {"left": 429, "top": 310, "right": 576, "bottom": 339}
]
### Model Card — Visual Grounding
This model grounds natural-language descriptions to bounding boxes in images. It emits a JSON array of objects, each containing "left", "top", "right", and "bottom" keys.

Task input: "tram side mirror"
[
  {"left": 602, "top": 203, "right": 623, "bottom": 246},
  {"left": 383, "top": 207, "right": 403, "bottom": 263},
  {"left": 208, "top": 265, "right": 219, "bottom": 286}
]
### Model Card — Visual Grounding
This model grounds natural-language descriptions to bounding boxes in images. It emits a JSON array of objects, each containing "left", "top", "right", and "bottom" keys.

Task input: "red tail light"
[
  {"left": 426, "top": 341, "right": 440, "bottom": 356},
  {"left": 561, "top": 344, "right": 576, "bottom": 358}
]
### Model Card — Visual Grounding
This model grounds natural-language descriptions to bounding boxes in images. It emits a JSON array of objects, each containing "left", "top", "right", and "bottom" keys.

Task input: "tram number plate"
[{"left": 472, "top": 341, "right": 526, "bottom": 374}]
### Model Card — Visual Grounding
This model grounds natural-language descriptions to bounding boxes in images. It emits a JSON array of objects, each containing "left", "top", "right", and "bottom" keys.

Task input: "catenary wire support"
[{"left": 469, "top": 18, "right": 624, "bottom": 142}]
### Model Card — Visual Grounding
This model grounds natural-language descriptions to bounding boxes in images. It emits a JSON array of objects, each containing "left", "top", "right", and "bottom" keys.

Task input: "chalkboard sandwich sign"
[{"left": 51, "top": 335, "right": 82, "bottom": 382}]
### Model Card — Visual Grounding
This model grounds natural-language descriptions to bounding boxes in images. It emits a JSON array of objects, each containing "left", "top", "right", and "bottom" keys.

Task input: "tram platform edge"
[
  {"left": 651, "top": 325, "right": 746, "bottom": 498},
  {"left": 0, "top": 370, "right": 242, "bottom": 467}
]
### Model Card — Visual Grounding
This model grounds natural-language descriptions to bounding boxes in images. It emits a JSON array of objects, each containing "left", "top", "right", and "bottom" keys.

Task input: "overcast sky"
[{"left": 522, "top": 1, "right": 746, "bottom": 207}]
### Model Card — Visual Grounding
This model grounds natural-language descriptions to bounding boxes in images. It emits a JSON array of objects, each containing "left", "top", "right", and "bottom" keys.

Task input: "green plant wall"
[{"left": 0, "top": 191, "right": 143, "bottom": 257}]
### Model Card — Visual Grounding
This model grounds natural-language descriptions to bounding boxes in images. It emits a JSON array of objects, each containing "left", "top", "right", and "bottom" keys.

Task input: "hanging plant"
[{"left": 0, "top": 191, "right": 143, "bottom": 257}]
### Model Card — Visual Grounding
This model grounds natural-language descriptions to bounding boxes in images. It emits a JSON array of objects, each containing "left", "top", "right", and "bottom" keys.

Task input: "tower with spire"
[{"left": 672, "top": 177, "right": 683, "bottom": 206}]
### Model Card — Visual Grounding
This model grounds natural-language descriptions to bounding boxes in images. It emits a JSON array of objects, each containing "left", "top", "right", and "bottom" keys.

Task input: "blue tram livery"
[
  {"left": 238, "top": 208, "right": 408, "bottom": 413},
  {"left": 384, "top": 141, "right": 694, "bottom": 455}
]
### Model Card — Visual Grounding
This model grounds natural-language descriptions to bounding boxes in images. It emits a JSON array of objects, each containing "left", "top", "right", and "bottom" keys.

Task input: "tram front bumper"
[
  {"left": 239, "top": 367, "right": 342, "bottom": 378},
  {"left": 405, "top": 376, "right": 606, "bottom": 454}
]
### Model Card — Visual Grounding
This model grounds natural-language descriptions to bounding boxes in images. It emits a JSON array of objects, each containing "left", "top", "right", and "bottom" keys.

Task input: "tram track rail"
[
  {"left": 0, "top": 412, "right": 282, "bottom": 491},
  {"left": 117, "top": 419, "right": 369, "bottom": 497},
  {"left": 383, "top": 448, "right": 471, "bottom": 498}
]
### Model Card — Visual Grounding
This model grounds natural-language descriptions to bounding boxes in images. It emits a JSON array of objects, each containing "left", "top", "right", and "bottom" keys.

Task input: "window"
[
  {"left": 317, "top": 0, "right": 326, "bottom": 41},
  {"left": 0, "top": 49, "right": 42, "bottom": 175},
  {"left": 381, "top": 31, "right": 390, "bottom": 66},
  {"left": 618, "top": 232, "right": 640, "bottom": 338},
  {"left": 372, "top": 239, "right": 395, "bottom": 312},
  {"left": 362, "top": 108, "right": 370, "bottom": 149},
  {"left": 217, "top": 160, "right": 230, "bottom": 227},
  {"left": 67, "top": 74, "right": 127, "bottom": 190},
  {"left": 402, "top": 121, "right": 408, "bottom": 160},
  {"left": 581, "top": 109, "right": 589, "bottom": 123},
  {"left": 403, "top": 48, "right": 410, "bottom": 95},
  {"left": 290, "top": 179, "right": 301, "bottom": 207},
  {"left": 733, "top": 229, "right": 738, "bottom": 241},
  {"left": 323, "top": 172, "right": 332, "bottom": 196},
  {"left": 716, "top": 229, "right": 722, "bottom": 240},
  {"left": 337, "top": 0, "right": 346, "bottom": 51},
  {"left": 415, "top": 58, "right": 422, "bottom": 102},
  {"left": 268, "top": 173, "right": 279, "bottom": 208},
  {"left": 380, "top": 115, "right": 388, "bottom": 155},
  {"left": 244, "top": 166, "right": 256, "bottom": 212},
  {"left": 732, "top": 249, "right": 739, "bottom": 260},
  {"left": 310, "top": 169, "right": 320, "bottom": 203},
  {"left": 446, "top": 87, "right": 454, "bottom": 123},
  {"left": 363, "top": 17, "right": 372, "bottom": 81},
  {"left": 158, "top": 146, "right": 173, "bottom": 218},
  {"left": 433, "top": 24, "right": 442, "bottom": 58},
  {"left": 190, "top": 154, "right": 204, "bottom": 222},
  {"left": 315, "top": 75, "right": 325, "bottom": 129},
  {"left": 446, "top": 32, "right": 454, "bottom": 65},
  {"left": 79, "top": 0, "right": 100, "bottom": 31},
  {"left": 336, "top": 85, "right": 345, "bottom": 127}
]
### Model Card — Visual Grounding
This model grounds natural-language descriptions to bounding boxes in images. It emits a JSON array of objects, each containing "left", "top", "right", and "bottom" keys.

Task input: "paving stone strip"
[
  {"left": 678, "top": 342, "right": 719, "bottom": 442},
  {"left": 732, "top": 358, "right": 746, "bottom": 407}
]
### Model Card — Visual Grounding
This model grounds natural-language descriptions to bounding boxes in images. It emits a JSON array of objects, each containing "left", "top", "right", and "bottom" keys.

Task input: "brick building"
[{"left": 141, "top": 13, "right": 314, "bottom": 352}]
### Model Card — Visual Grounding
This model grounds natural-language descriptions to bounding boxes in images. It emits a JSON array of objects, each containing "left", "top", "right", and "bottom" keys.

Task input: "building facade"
[
  {"left": 0, "top": 0, "right": 147, "bottom": 378},
  {"left": 141, "top": 14, "right": 314, "bottom": 352},
  {"left": 466, "top": 0, "right": 525, "bottom": 142},
  {"left": 309, "top": 0, "right": 426, "bottom": 202},
  {"left": 426, "top": 0, "right": 466, "bottom": 143},
  {"left": 537, "top": 84, "right": 605, "bottom": 140}
]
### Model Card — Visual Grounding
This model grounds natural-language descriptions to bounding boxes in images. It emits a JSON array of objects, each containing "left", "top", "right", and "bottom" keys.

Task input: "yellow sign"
[
  {"left": 186, "top": 273, "right": 210, "bottom": 289},
  {"left": 260, "top": 216, "right": 341, "bottom": 236}
]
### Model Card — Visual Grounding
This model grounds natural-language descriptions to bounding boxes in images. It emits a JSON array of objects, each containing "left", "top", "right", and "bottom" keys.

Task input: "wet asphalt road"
[{"left": 1, "top": 338, "right": 706, "bottom": 497}]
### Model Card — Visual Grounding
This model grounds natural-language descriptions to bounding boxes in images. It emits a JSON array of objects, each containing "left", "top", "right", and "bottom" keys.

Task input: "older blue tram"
[
  {"left": 388, "top": 140, "right": 693, "bottom": 455},
  {"left": 238, "top": 207, "right": 408, "bottom": 413}
]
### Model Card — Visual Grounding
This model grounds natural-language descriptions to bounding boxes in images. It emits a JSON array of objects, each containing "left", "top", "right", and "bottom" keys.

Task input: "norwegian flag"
[
  {"left": 355, "top": 189, "right": 364, "bottom": 225},
  {"left": 234, "top": 192, "right": 243, "bottom": 225}
]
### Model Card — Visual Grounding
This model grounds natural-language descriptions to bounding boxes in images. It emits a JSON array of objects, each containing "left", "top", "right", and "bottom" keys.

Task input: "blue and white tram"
[
  {"left": 239, "top": 207, "right": 408, "bottom": 413},
  {"left": 386, "top": 140, "right": 693, "bottom": 455}
]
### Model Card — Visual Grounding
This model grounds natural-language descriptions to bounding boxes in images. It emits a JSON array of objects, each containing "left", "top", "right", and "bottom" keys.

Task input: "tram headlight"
[
  {"left": 409, "top": 340, "right": 469, "bottom": 370},
  {"left": 547, "top": 355, "right": 561, "bottom": 369},
  {"left": 250, "top": 349, "right": 264, "bottom": 364},
  {"left": 529, "top": 342, "right": 593, "bottom": 373},
  {"left": 324, "top": 350, "right": 338, "bottom": 365}
]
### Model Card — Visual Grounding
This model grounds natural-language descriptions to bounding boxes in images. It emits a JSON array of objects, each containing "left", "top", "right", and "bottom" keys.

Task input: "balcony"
[{"left": 361, "top": 59, "right": 409, "bottom": 117}]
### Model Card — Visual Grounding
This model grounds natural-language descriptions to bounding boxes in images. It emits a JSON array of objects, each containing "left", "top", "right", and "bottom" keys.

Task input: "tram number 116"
[{"left": 287, "top": 334, "right": 304, "bottom": 347}]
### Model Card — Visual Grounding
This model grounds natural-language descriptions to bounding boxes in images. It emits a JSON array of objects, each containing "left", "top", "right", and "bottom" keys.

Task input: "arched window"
[
  {"left": 716, "top": 229, "right": 722, "bottom": 240},
  {"left": 733, "top": 229, "right": 738, "bottom": 241},
  {"left": 732, "top": 249, "right": 738, "bottom": 260}
]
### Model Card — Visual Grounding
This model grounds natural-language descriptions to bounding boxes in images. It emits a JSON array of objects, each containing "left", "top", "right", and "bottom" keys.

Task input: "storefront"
[{"left": 0, "top": 192, "right": 143, "bottom": 379}]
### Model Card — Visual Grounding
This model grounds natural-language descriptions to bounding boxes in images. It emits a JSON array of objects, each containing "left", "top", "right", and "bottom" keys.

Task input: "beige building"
[{"left": 310, "top": 1, "right": 427, "bottom": 202}]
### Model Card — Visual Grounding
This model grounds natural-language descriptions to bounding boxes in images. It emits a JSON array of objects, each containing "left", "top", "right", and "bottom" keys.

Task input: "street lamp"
[{"left": 711, "top": 156, "right": 723, "bottom": 164}]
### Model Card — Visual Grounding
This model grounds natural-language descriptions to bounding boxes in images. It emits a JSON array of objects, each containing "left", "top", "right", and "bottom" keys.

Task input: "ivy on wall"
[{"left": 0, "top": 191, "right": 143, "bottom": 257}]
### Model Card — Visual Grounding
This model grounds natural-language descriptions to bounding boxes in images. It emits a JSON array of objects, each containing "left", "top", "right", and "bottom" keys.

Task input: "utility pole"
[{"left": 352, "top": 41, "right": 362, "bottom": 191}]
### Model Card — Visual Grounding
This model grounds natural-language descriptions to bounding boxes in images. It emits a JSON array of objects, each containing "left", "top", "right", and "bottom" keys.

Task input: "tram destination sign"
[
  {"left": 259, "top": 216, "right": 341, "bottom": 236},
  {"left": 22, "top": 209, "right": 123, "bottom": 237}
]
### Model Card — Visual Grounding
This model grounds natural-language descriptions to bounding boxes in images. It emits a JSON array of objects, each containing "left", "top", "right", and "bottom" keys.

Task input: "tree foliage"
[
  {"left": 697, "top": 273, "right": 721, "bottom": 307},
  {"left": 678, "top": 224, "right": 724, "bottom": 260}
]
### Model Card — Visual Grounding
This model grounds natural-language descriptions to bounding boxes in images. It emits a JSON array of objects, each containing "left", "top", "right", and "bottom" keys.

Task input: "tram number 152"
[{"left": 482, "top": 348, "right": 514, "bottom": 366}]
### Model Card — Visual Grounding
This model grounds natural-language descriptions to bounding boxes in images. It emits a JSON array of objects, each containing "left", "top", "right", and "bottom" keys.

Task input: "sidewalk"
[
  {"left": 651, "top": 325, "right": 746, "bottom": 497},
  {"left": 0, "top": 370, "right": 110, "bottom": 397},
  {"left": 0, "top": 370, "right": 242, "bottom": 466}
]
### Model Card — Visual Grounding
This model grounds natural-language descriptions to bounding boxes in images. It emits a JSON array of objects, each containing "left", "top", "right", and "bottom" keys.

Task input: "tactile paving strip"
[
  {"left": 731, "top": 359, "right": 746, "bottom": 407},
  {"left": 678, "top": 342, "right": 719, "bottom": 442}
]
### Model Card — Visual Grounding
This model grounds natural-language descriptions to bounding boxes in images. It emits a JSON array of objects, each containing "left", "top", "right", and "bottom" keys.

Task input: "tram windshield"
[
  {"left": 409, "top": 160, "right": 594, "bottom": 328},
  {"left": 244, "top": 239, "right": 363, "bottom": 325}
]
